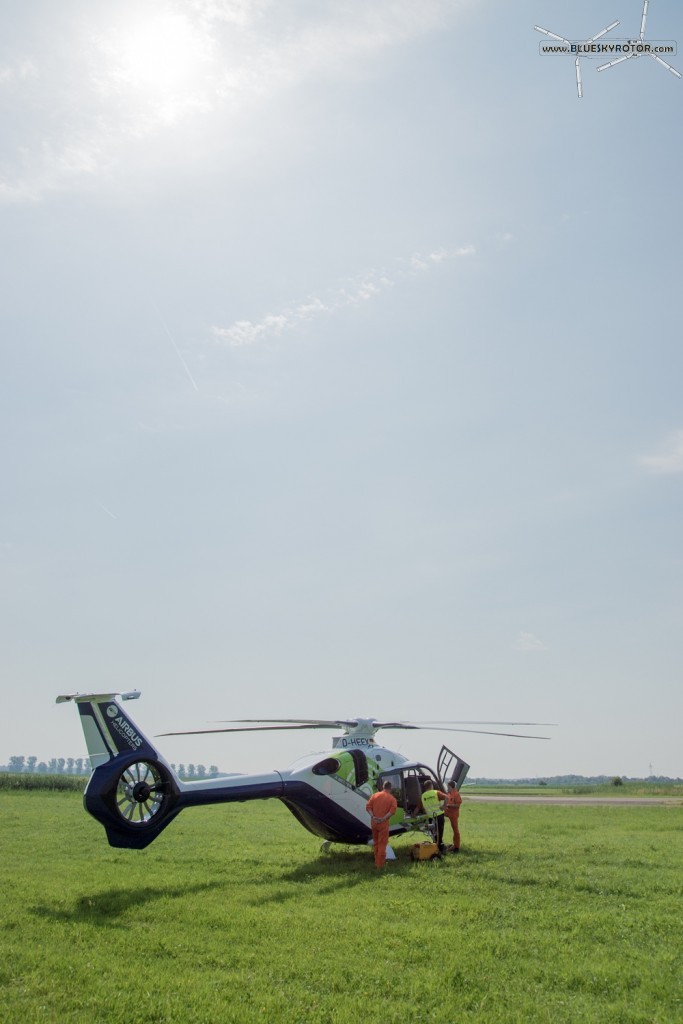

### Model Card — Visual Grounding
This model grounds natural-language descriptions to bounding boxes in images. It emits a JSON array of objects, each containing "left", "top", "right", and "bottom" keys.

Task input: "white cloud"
[
  {"left": 638, "top": 431, "right": 683, "bottom": 475},
  {"left": 0, "top": 59, "right": 37, "bottom": 85},
  {"left": 515, "top": 631, "right": 547, "bottom": 652},
  {"left": 212, "top": 245, "right": 475, "bottom": 346}
]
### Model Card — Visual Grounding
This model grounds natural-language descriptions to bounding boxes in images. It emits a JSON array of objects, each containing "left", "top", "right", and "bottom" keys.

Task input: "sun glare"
[
  {"left": 121, "top": 15, "right": 194, "bottom": 90},
  {"left": 100, "top": 11, "right": 213, "bottom": 120}
]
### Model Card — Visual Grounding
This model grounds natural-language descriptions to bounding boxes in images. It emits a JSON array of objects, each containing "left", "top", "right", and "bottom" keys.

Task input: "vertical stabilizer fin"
[{"left": 57, "top": 691, "right": 158, "bottom": 768}]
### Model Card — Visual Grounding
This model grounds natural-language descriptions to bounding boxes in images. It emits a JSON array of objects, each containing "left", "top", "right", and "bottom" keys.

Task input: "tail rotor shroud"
[{"left": 116, "top": 760, "right": 168, "bottom": 826}]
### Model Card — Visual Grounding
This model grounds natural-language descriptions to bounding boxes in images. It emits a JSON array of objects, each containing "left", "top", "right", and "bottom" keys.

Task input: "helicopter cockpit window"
[
  {"left": 312, "top": 757, "right": 341, "bottom": 776},
  {"left": 403, "top": 773, "right": 423, "bottom": 816},
  {"left": 377, "top": 766, "right": 442, "bottom": 816},
  {"left": 312, "top": 752, "right": 370, "bottom": 791},
  {"left": 378, "top": 772, "right": 403, "bottom": 804},
  {"left": 349, "top": 749, "right": 368, "bottom": 787}
]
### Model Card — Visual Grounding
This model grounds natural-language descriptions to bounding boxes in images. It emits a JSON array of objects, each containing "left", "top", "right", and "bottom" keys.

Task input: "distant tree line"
[
  {"left": 467, "top": 774, "right": 682, "bottom": 785},
  {"left": 168, "top": 764, "right": 221, "bottom": 779},
  {"left": 2, "top": 756, "right": 89, "bottom": 775},
  {"left": 0, "top": 756, "right": 221, "bottom": 779}
]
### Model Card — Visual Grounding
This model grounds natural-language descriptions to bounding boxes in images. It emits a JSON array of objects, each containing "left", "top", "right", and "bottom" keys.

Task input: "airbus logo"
[
  {"left": 108, "top": 714, "right": 144, "bottom": 749},
  {"left": 107, "top": 705, "right": 118, "bottom": 718}
]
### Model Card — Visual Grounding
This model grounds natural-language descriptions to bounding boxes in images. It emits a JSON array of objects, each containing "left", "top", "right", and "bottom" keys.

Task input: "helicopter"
[{"left": 57, "top": 690, "right": 553, "bottom": 852}]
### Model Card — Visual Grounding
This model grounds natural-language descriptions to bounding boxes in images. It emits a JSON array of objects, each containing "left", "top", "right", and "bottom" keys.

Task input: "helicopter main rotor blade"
[
  {"left": 216, "top": 718, "right": 421, "bottom": 730},
  {"left": 214, "top": 717, "right": 557, "bottom": 729},
  {"left": 641, "top": 0, "right": 649, "bottom": 41},
  {"left": 534, "top": 25, "right": 571, "bottom": 46},
  {"left": 597, "top": 53, "right": 635, "bottom": 71},
  {"left": 159, "top": 717, "right": 557, "bottom": 739},
  {"left": 380, "top": 726, "right": 551, "bottom": 740},
  {"left": 650, "top": 53, "right": 682, "bottom": 77},
  {"left": 409, "top": 721, "right": 558, "bottom": 727},
  {"left": 585, "top": 20, "right": 619, "bottom": 45},
  {"left": 225, "top": 718, "right": 359, "bottom": 727},
  {"left": 157, "top": 723, "right": 338, "bottom": 737}
]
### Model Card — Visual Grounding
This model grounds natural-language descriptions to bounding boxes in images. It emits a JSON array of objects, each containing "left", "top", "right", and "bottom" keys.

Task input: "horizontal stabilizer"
[{"left": 56, "top": 690, "right": 141, "bottom": 704}]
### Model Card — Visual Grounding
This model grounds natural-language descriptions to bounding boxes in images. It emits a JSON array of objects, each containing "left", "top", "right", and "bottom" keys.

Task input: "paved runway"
[{"left": 465, "top": 795, "right": 682, "bottom": 806}]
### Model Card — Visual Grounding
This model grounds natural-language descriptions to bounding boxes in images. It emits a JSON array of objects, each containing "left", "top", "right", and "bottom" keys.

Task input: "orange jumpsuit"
[
  {"left": 366, "top": 790, "right": 398, "bottom": 868},
  {"left": 444, "top": 787, "right": 462, "bottom": 850}
]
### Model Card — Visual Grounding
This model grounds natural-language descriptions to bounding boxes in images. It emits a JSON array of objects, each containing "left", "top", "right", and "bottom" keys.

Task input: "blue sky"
[{"left": 2, "top": 0, "right": 682, "bottom": 779}]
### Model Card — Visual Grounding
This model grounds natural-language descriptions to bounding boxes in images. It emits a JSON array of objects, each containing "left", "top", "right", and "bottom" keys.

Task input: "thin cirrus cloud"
[
  {"left": 212, "top": 246, "right": 475, "bottom": 347},
  {"left": 638, "top": 431, "right": 683, "bottom": 475},
  {"left": 515, "top": 632, "right": 547, "bottom": 652}
]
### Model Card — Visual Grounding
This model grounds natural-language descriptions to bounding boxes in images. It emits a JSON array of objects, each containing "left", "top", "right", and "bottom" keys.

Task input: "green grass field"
[{"left": 1, "top": 789, "right": 681, "bottom": 1024}]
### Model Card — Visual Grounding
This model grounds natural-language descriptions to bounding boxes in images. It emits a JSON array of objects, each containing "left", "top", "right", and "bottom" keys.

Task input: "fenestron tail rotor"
[{"left": 115, "top": 761, "right": 168, "bottom": 826}]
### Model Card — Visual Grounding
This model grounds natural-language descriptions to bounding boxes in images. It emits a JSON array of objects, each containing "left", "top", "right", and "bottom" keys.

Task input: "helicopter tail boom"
[{"left": 58, "top": 691, "right": 290, "bottom": 849}]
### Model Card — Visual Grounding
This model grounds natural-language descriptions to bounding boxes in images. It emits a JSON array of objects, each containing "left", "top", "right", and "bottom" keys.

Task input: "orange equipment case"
[{"left": 410, "top": 841, "right": 441, "bottom": 861}]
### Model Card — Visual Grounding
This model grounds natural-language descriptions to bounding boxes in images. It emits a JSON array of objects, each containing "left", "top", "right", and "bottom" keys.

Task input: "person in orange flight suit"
[
  {"left": 444, "top": 780, "right": 462, "bottom": 852},
  {"left": 366, "top": 780, "right": 398, "bottom": 868}
]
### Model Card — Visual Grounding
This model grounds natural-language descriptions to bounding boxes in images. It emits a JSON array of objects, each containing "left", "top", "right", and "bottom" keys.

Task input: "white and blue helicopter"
[{"left": 57, "top": 690, "right": 552, "bottom": 851}]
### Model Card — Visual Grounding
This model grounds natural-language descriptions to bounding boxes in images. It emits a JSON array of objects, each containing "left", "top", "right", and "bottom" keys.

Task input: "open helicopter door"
[{"left": 437, "top": 745, "right": 470, "bottom": 790}]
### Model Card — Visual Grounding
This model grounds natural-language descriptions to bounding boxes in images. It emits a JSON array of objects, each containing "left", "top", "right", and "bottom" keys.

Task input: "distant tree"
[
  {"left": 57, "top": 758, "right": 66, "bottom": 774},
  {"left": 196, "top": 764, "right": 206, "bottom": 778},
  {"left": 170, "top": 764, "right": 177, "bottom": 773},
  {"left": 8, "top": 756, "right": 25, "bottom": 773},
  {"left": 48, "top": 758, "right": 57, "bottom": 773},
  {"left": 539, "top": 780, "right": 548, "bottom": 786},
  {"left": 178, "top": 764, "right": 186, "bottom": 778},
  {"left": 66, "top": 758, "right": 74, "bottom": 774},
  {"left": 75, "top": 758, "right": 84, "bottom": 774},
  {"left": 611, "top": 776, "right": 624, "bottom": 787},
  {"left": 37, "top": 762, "right": 48, "bottom": 773},
  {"left": 209, "top": 765, "right": 219, "bottom": 776},
  {"left": 27, "top": 756, "right": 37, "bottom": 773},
  {"left": 187, "top": 764, "right": 196, "bottom": 778}
]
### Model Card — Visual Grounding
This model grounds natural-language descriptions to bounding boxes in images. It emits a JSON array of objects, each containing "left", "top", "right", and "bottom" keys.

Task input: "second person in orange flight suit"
[
  {"left": 444, "top": 780, "right": 462, "bottom": 851},
  {"left": 366, "top": 781, "right": 398, "bottom": 868}
]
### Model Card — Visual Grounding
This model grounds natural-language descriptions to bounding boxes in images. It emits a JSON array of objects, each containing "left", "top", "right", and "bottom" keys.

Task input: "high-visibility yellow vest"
[{"left": 421, "top": 788, "right": 443, "bottom": 816}]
